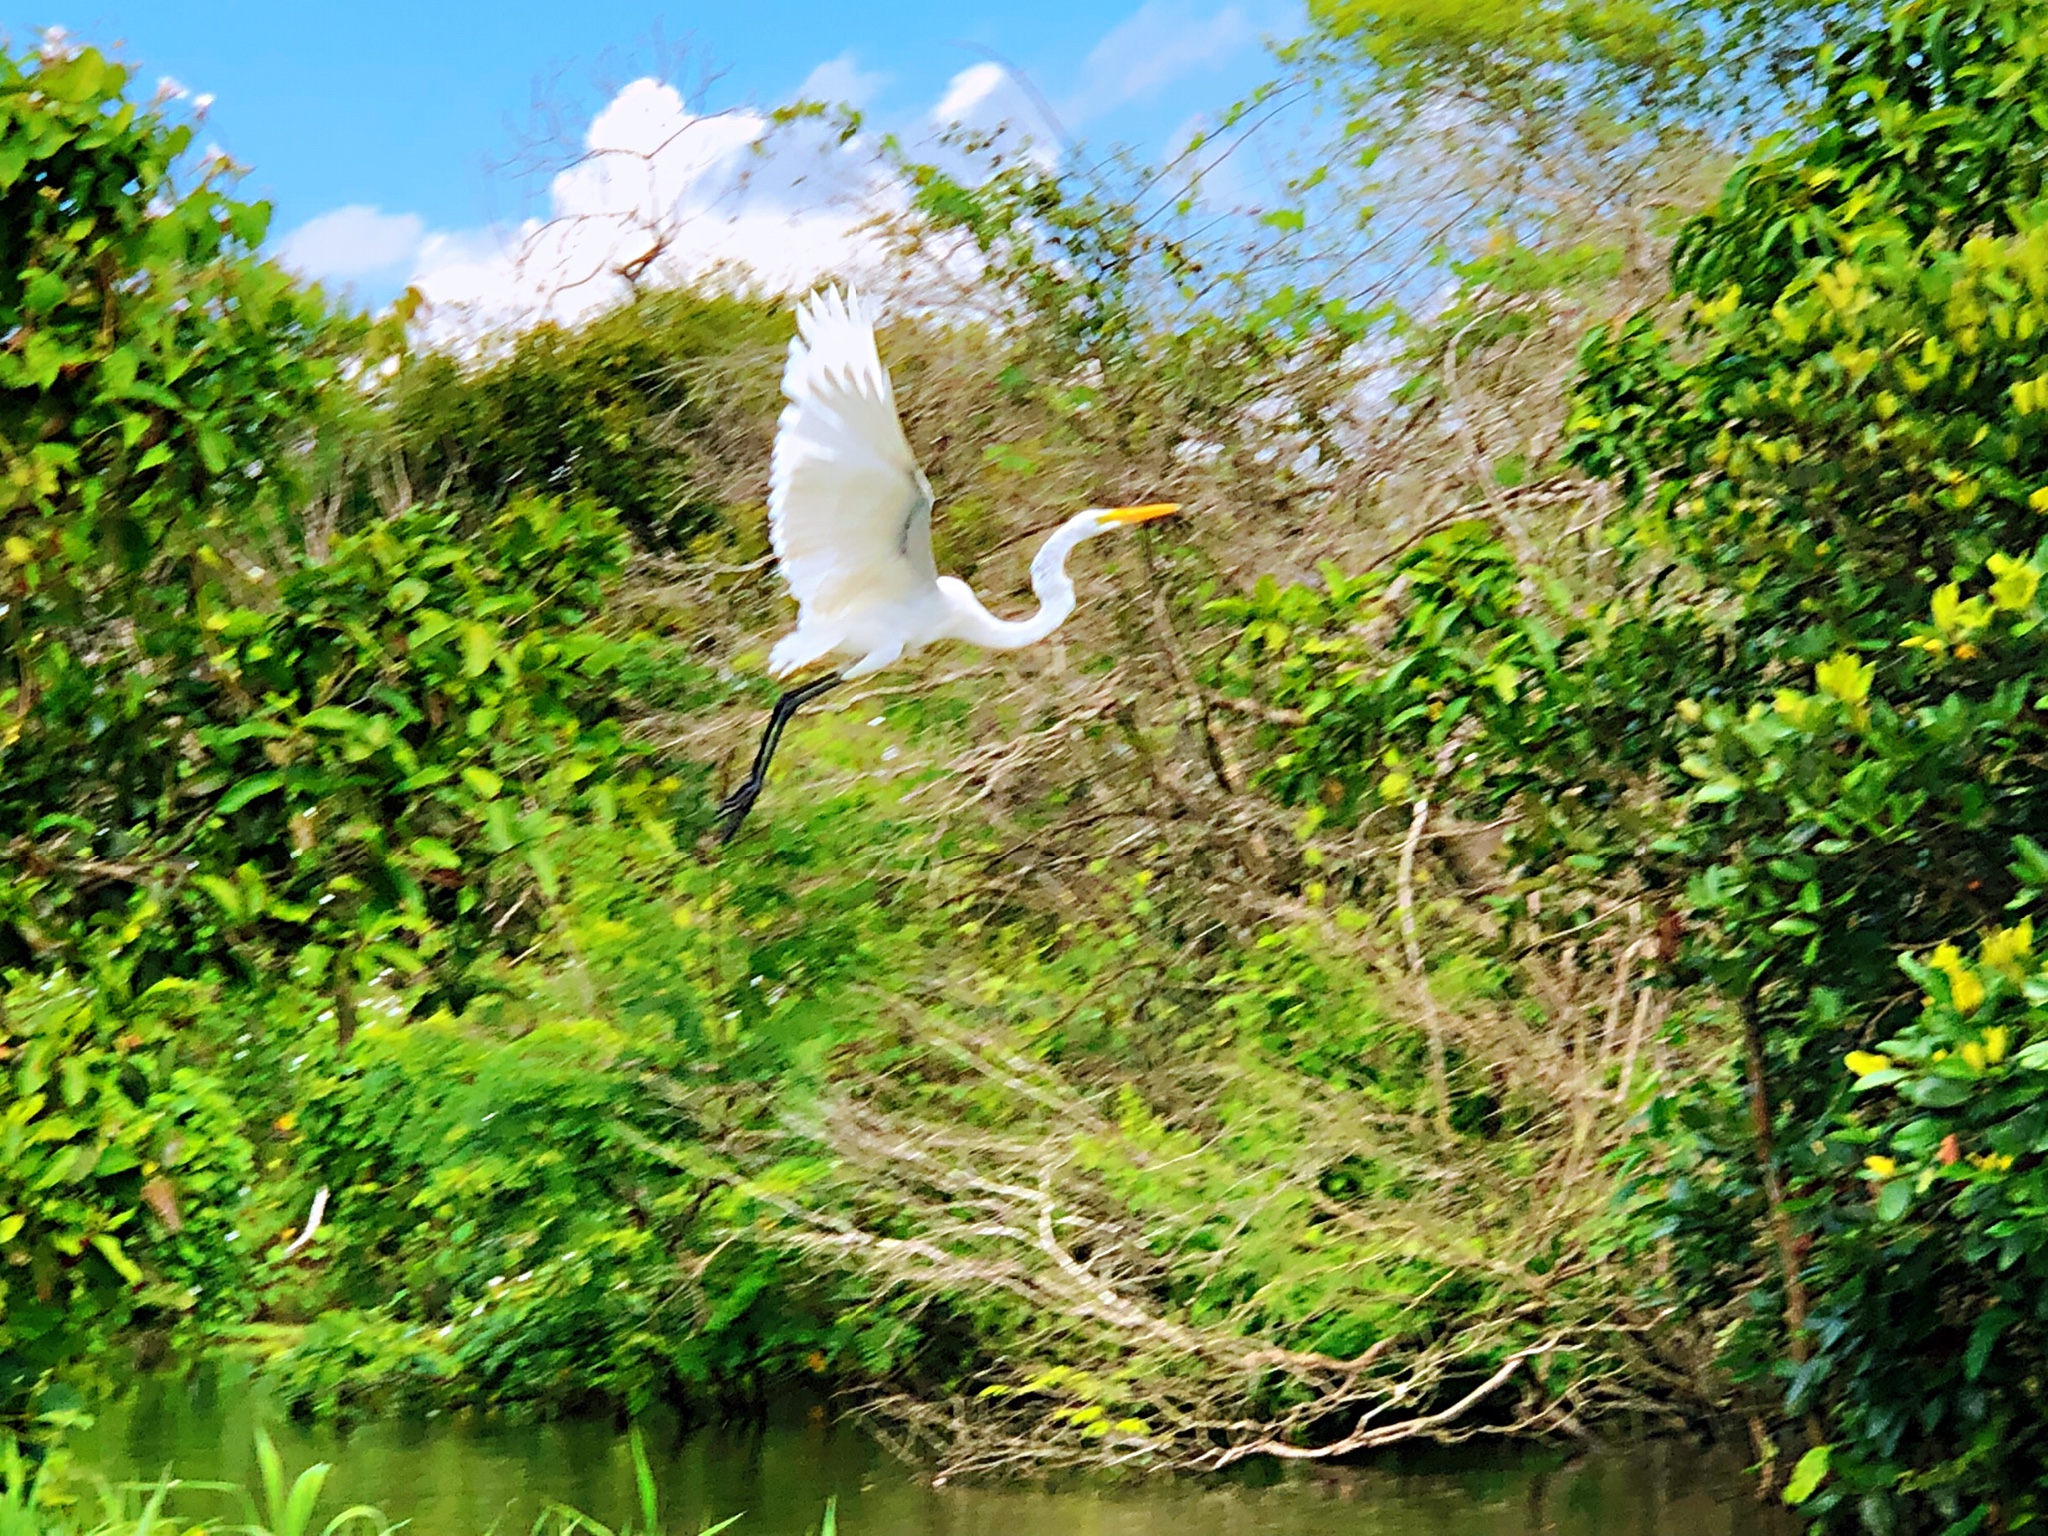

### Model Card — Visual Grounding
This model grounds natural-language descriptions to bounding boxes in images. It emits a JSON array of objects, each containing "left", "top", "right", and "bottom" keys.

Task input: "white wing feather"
[{"left": 767, "top": 288, "right": 936, "bottom": 672}]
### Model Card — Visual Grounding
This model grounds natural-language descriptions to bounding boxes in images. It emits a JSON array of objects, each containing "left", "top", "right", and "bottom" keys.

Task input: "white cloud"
[
  {"left": 933, "top": 62, "right": 1040, "bottom": 136},
  {"left": 276, "top": 204, "right": 424, "bottom": 283},
  {"left": 930, "top": 62, "right": 1060, "bottom": 169},
  {"left": 401, "top": 51, "right": 1088, "bottom": 347},
  {"left": 797, "top": 53, "right": 888, "bottom": 109},
  {"left": 407, "top": 76, "right": 906, "bottom": 345},
  {"left": 1067, "top": 1, "right": 1258, "bottom": 121}
]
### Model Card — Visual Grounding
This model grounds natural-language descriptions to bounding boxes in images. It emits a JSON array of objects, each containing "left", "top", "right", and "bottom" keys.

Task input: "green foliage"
[
  {"left": 41, "top": 1, "right": 2048, "bottom": 1485},
  {"left": 240, "top": 1426, "right": 392, "bottom": 1536},
  {"left": 0, "top": 38, "right": 700, "bottom": 1417},
  {"left": 378, "top": 290, "right": 784, "bottom": 547},
  {"left": 1224, "top": 0, "right": 2048, "bottom": 1521},
  {"left": 1670, "top": 0, "right": 2048, "bottom": 303},
  {"left": 0, "top": 40, "right": 365, "bottom": 969},
  {"left": 255, "top": 812, "right": 939, "bottom": 1421},
  {"left": 1213, "top": 524, "right": 1566, "bottom": 819},
  {"left": 0, "top": 976, "right": 252, "bottom": 1427},
  {"left": 278, "top": 1007, "right": 749, "bottom": 1417},
  {"left": 176, "top": 493, "right": 651, "bottom": 1004},
  {"left": 1310, "top": 0, "right": 1859, "bottom": 133},
  {"left": 1210, "top": 518, "right": 1688, "bottom": 904},
  {"left": 1299, "top": 0, "right": 1879, "bottom": 227},
  {"left": 8, "top": 489, "right": 657, "bottom": 1009},
  {"left": 535, "top": 1427, "right": 743, "bottom": 1536},
  {"left": 1785, "top": 930, "right": 2048, "bottom": 1525},
  {"left": 0, "top": 44, "right": 354, "bottom": 609}
]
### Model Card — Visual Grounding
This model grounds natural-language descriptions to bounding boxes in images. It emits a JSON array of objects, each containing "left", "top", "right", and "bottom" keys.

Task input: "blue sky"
[{"left": 6, "top": 0, "right": 1300, "bottom": 313}]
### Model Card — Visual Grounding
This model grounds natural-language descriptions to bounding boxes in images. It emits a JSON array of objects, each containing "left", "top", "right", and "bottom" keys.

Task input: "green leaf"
[
  {"left": 460, "top": 765, "right": 504, "bottom": 799},
  {"left": 526, "top": 844, "right": 561, "bottom": 901},
  {"left": 301, "top": 706, "right": 366, "bottom": 732},
  {"left": 483, "top": 800, "right": 517, "bottom": 853},
  {"left": 89, "top": 1233, "right": 143, "bottom": 1284},
  {"left": 217, "top": 772, "right": 287, "bottom": 815},
  {"left": 22, "top": 269, "right": 66, "bottom": 315},
  {"left": 1815, "top": 652, "right": 1874, "bottom": 706},
  {"left": 193, "top": 874, "right": 245, "bottom": 920},
  {"left": 461, "top": 623, "right": 495, "bottom": 678},
  {"left": 1902, "top": 1075, "right": 1974, "bottom": 1108},
  {"left": 41, "top": 50, "right": 106, "bottom": 103},
  {"left": 1965, "top": 1309, "right": 2010, "bottom": 1382},
  {"left": 630, "top": 1427, "right": 658, "bottom": 1535},
  {"left": 255, "top": 1429, "right": 288, "bottom": 1532},
  {"left": 981, "top": 443, "right": 1036, "bottom": 473},
  {"left": 1782, "top": 1444, "right": 1831, "bottom": 1504},
  {"left": 408, "top": 836, "right": 462, "bottom": 871},
  {"left": 197, "top": 426, "right": 230, "bottom": 475},
  {"left": 281, "top": 1463, "right": 331, "bottom": 1536},
  {"left": 1876, "top": 1179, "right": 1913, "bottom": 1222}
]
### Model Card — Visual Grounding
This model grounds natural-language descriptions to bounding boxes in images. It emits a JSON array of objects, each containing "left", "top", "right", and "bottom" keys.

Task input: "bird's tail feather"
[{"left": 769, "top": 626, "right": 841, "bottom": 679}]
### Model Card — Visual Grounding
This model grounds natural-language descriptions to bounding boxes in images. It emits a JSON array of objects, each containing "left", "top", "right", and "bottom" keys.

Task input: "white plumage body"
[
  {"left": 763, "top": 288, "right": 1174, "bottom": 682},
  {"left": 714, "top": 287, "right": 1178, "bottom": 842}
]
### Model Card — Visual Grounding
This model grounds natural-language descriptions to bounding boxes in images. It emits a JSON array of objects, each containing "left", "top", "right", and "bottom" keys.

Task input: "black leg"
[{"left": 715, "top": 672, "right": 844, "bottom": 844}]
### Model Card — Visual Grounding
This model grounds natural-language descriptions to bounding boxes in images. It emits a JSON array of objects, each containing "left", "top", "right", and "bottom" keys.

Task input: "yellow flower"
[
  {"left": 1969, "top": 1152, "right": 2016, "bottom": 1173},
  {"left": 1864, "top": 1155, "right": 1898, "bottom": 1178},
  {"left": 1930, "top": 943, "right": 1987, "bottom": 1012},
  {"left": 1959, "top": 1027, "right": 2009, "bottom": 1072},
  {"left": 1773, "top": 689, "right": 1816, "bottom": 726},
  {"left": 1980, "top": 920, "right": 2034, "bottom": 980},
  {"left": 1845, "top": 1051, "right": 1893, "bottom": 1077},
  {"left": 1815, "top": 652, "right": 1875, "bottom": 707},
  {"left": 1989, "top": 552, "right": 2042, "bottom": 612}
]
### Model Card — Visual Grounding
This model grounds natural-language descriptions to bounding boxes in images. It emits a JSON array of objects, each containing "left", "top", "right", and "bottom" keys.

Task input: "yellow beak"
[{"left": 1098, "top": 502, "right": 1181, "bottom": 525}]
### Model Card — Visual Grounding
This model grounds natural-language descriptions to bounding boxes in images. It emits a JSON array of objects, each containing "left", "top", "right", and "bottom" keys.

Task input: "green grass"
[{"left": 0, "top": 1429, "right": 837, "bottom": 1536}]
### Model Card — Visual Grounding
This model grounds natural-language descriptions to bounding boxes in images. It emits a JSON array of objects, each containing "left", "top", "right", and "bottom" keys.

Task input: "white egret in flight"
[{"left": 715, "top": 287, "right": 1179, "bottom": 843}]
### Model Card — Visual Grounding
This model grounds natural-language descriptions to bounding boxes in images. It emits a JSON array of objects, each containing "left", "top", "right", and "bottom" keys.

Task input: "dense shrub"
[
  {"left": 0, "top": 43, "right": 359, "bottom": 968},
  {"left": 378, "top": 289, "right": 785, "bottom": 547},
  {"left": 0, "top": 975, "right": 254, "bottom": 1426},
  {"left": 1228, "top": 0, "right": 2048, "bottom": 1523},
  {"left": 1564, "top": 8, "right": 2048, "bottom": 1519}
]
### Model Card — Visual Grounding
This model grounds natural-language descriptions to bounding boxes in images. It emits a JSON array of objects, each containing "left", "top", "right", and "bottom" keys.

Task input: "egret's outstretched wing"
[{"left": 768, "top": 288, "right": 936, "bottom": 636}]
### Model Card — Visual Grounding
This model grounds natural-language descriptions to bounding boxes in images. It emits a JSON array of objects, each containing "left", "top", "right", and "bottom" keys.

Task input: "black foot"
[
  {"left": 714, "top": 781, "right": 763, "bottom": 845},
  {"left": 712, "top": 671, "right": 843, "bottom": 849}
]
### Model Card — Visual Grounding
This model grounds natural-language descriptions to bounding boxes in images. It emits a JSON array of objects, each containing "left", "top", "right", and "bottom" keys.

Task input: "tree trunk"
[{"left": 1740, "top": 988, "right": 1809, "bottom": 1363}]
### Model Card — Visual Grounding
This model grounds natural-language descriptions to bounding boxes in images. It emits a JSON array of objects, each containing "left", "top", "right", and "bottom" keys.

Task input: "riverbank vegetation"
[
  {"left": 7, "top": 1, "right": 2048, "bottom": 1530},
  {"left": 1, "top": 1427, "right": 791, "bottom": 1536}
]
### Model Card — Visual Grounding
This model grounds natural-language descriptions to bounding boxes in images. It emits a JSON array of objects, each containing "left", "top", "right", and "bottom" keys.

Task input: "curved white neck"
[{"left": 944, "top": 512, "right": 1107, "bottom": 651}]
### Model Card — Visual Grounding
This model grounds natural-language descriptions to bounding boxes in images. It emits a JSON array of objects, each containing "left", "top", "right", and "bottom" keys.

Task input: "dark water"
[{"left": 72, "top": 1372, "right": 1796, "bottom": 1536}]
